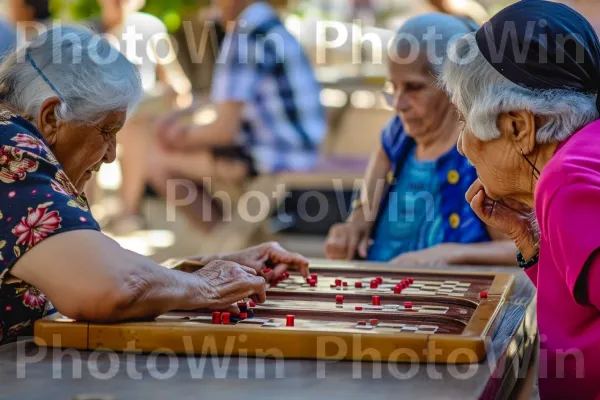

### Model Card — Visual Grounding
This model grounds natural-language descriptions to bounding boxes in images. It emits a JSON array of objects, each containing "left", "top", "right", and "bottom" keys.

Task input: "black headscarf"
[{"left": 475, "top": 0, "right": 600, "bottom": 112}]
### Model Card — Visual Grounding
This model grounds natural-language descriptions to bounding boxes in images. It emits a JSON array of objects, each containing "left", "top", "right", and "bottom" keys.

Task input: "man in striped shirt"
[{"left": 153, "top": 0, "right": 326, "bottom": 180}]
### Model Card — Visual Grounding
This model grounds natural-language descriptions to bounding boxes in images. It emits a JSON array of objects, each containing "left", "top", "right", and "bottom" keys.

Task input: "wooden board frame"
[{"left": 34, "top": 260, "right": 514, "bottom": 364}]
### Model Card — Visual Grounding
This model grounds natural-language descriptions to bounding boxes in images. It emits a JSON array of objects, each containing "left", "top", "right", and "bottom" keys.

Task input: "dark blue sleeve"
[
  {"left": 0, "top": 116, "right": 100, "bottom": 275},
  {"left": 380, "top": 116, "right": 406, "bottom": 161}
]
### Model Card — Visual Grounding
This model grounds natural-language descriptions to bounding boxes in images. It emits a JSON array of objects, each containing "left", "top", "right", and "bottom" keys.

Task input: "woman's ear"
[
  {"left": 37, "top": 97, "right": 61, "bottom": 145},
  {"left": 497, "top": 110, "right": 536, "bottom": 155}
]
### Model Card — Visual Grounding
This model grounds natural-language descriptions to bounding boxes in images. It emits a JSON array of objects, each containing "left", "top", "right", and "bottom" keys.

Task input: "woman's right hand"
[
  {"left": 466, "top": 179, "right": 539, "bottom": 258},
  {"left": 325, "top": 220, "right": 372, "bottom": 260},
  {"left": 193, "top": 260, "right": 267, "bottom": 312}
]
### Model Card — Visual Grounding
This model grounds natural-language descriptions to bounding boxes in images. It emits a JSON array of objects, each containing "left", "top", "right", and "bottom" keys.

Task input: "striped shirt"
[{"left": 211, "top": 2, "right": 326, "bottom": 174}]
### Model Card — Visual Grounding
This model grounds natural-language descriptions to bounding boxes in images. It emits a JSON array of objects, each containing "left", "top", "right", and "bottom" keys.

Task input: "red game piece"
[
  {"left": 401, "top": 281, "right": 409, "bottom": 289},
  {"left": 286, "top": 315, "right": 295, "bottom": 327},
  {"left": 335, "top": 279, "right": 342, "bottom": 286},
  {"left": 372, "top": 295, "right": 381, "bottom": 306},
  {"left": 308, "top": 279, "right": 317, "bottom": 287},
  {"left": 237, "top": 301, "right": 246, "bottom": 308},
  {"left": 355, "top": 281, "right": 363, "bottom": 288},
  {"left": 249, "top": 301, "right": 256, "bottom": 308},
  {"left": 263, "top": 268, "right": 272, "bottom": 274},
  {"left": 212, "top": 311, "right": 221, "bottom": 324},
  {"left": 370, "top": 280, "right": 378, "bottom": 289},
  {"left": 221, "top": 312, "right": 231, "bottom": 324},
  {"left": 282, "top": 272, "right": 290, "bottom": 279},
  {"left": 394, "top": 286, "right": 402, "bottom": 294},
  {"left": 355, "top": 306, "right": 363, "bottom": 311},
  {"left": 239, "top": 312, "right": 248, "bottom": 319},
  {"left": 369, "top": 319, "right": 379, "bottom": 326},
  {"left": 357, "top": 321, "right": 367, "bottom": 326},
  {"left": 342, "top": 281, "right": 348, "bottom": 287},
  {"left": 480, "top": 291, "right": 488, "bottom": 299},
  {"left": 404, "top": 301, "right": 413, "bottom": 309},
  {"left": 375, "top": 277, "right": 383, "bottom": 284},
  {"left": 408, "top": 278, "right": 414, "bottom": 284},
  {"left": 336, "top": 295, "right": 344, "bottom": 304},
  {"left": 310, "top": 273, "right": 318, "bottom": 280}
]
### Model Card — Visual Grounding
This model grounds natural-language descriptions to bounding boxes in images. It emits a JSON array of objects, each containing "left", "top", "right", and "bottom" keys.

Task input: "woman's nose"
[
  {"left": 395, "top": 92, "right": 410, "bottom": 113},
  {"left": 104, "top": 140, "right": 117, "bottom": 164}
]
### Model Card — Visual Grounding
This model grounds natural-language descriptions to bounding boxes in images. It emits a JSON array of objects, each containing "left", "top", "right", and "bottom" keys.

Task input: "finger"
[
  {"left": 237, "top": 264, "right": 258, "bottom": 276},
  {"left": 346, "top": 232, "right": 359, "bottom": 260},
  {"left": 465, "top": 179, "right": 485, "bottom": 204},
  {"left": 357, "top": 235, "right": 370, "bottom": 259},
  {"left": 325, "top": 235, "right": 346, "bottom": 260},
  {"left": 469, "top": 189, "right": 489, "bottom": 221},
  {"left": 268, "top": 247, "right": 310, "bottom": 277},
  {"left": 248, "top": 276, "right": 267, "bottom": 303},
  {"left": 272, "top": 263, "right": 288, "bottom": 280},
  {"left": 221, "top": 304, "right": 240, "bottom": 316}
]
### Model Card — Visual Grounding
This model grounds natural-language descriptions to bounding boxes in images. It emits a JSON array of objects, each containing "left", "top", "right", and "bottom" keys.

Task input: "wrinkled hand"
[
  {"left": 466, "top": 179, "right": 538, "bottom": 257},
  {"left": 194, "top": 260, "right": 266, "bottom": 314},
  {"left": 217, "top": 242, "right": 310, "bottom": 282},
  {"left": 325, "top": 221, "right": 372, "bottom": 260},
  {"left": 390, "top": 244, "right": 456, "bottom": 267}
]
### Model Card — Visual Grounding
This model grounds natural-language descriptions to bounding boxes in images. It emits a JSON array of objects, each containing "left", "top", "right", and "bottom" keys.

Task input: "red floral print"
[
  {"left": 12, "top": 202, "right": 62, "bottom": 248},
  {"left": 0, "top": 146, "right": 39, "bottom": 184}
]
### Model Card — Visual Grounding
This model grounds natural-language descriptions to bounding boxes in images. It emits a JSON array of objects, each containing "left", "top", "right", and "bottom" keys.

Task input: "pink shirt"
[{"left": 529, "top": 119, "right": 600, "bottom": 399}]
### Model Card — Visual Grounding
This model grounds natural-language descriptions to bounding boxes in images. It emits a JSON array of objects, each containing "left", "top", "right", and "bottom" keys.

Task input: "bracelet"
[{"left": 517, "top": 251, "right": 539, "bottom": 270}]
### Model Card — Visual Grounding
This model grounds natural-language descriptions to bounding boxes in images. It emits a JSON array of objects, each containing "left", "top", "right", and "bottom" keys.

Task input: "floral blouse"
[{"left": 0, "top": 109, "right": 100, "bottom": 345}]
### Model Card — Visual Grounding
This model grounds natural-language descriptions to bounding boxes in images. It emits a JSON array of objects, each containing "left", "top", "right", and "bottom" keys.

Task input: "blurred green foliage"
[{"left": 49, "top": 0, "right": 201, "bottom": 32}]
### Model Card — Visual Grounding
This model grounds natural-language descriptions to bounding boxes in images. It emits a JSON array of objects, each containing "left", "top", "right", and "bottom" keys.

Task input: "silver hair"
[
  {"left": 441, "top": 32, "right": 599, "bottom": 143},
  {"left": 392, "top": 13, "right": 479, "bottom": 77},
  {"left": 0, "top": 25, "right": 142, "bottom": 124}
]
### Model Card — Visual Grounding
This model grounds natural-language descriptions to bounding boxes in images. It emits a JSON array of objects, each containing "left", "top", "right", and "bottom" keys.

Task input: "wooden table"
[{"left": 0, "top": 261, "right": 537, "bottom": 400}]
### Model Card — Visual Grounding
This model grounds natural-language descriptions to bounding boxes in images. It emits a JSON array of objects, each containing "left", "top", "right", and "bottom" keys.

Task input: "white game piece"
[
  {"left": 401, "top": 326, "right": 418, "bottom": 332},
  {"left": 238, "top": 318, "right": 270, "bottom": 324},
  {"left": 377, "top": 323, "right": 406, "bottom": 329},
  {"left": 355, "top": 324, "right": 374, "bottom": 330},
  {"left": 262, "top": 322, "right": 282, "bottom": 328}
]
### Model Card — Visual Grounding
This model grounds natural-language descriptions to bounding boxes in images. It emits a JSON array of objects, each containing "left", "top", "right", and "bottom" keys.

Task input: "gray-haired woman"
[
  {"left": 0, "top": 25, "right": 308, "bottom": 345},
  {"left": 441, "top": 1, "right": 600, "bottom": 397}
]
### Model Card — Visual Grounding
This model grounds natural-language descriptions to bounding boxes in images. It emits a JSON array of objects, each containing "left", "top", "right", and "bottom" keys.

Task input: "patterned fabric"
[
  {"left": 366, "top": 117, "right": 490, "bottom": 261},
  {"left": 368, "top": 147, "right": 443, "bottom": 261},
  {"left": 0, "top": 109, "right": 100, "bottom": 345},
  {"left": 211, "top": 2, "right": 326, "bottom": 174}
]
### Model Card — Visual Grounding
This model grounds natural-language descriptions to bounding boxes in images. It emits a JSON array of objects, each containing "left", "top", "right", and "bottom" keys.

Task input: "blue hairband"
[{"left": 25, "top": 52, "right": 67, "bottom": 103}]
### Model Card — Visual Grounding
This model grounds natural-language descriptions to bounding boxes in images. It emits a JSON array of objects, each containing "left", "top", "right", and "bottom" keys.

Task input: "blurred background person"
[
  {"left": 110, "top": 0, "right": 326, "bottom": 233},
  {"left": 325, "top": 13, "right": 516, "bottom": 266},
  {"left": 89, "top": 0, "right": 193, "bottom": 232}
]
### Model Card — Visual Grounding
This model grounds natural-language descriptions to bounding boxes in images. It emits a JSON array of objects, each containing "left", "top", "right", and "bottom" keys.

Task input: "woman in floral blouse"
[{"left": 0, "top": 25, "right": 309, "bottom": 344}]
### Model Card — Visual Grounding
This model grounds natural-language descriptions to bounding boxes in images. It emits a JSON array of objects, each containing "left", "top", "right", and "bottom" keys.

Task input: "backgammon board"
[{"left": 34, "top": 260, "right": 514, "bottom": 364}]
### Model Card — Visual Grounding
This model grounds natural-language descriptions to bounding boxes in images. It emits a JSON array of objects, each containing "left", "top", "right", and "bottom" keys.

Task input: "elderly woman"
[
  {"left": 325, "top": 13, "right": 516, "bottom": 266},
  {"left": 0, "top": 26, "right": 308, "bottom": 345},
  {"left": 442, "top": 1, "right": 600, "bottom": 398}
]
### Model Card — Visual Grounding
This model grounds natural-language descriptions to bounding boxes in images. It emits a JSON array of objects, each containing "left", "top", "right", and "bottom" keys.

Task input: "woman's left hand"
[
  {"left": 390, "top": 244, "right": 458, "bottom": 267},
  {"left": 199, "top": 242, "right": 310, "bottom": 281}
]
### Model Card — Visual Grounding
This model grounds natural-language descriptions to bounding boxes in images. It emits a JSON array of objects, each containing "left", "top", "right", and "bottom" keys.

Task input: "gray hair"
[
  {"left": 392, "top": 13, "right": 479, "bottom": 77},
  {"left": 0, "top": 25, "right": 142, "bottom": 124},
  {"left": 442, "top": 32, "right": 599, "bottom": 143}
]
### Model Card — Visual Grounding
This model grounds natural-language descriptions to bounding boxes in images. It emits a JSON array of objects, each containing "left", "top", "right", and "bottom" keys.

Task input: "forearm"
[
  {"left": 446, "top": 241, "right": 518, "bottom": 266},
  {"left": 353, "top": 146, "right": 390, "bottom": 223},
  {"left": 101, "top": 254, "right": 208, "bottom": 322}
]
